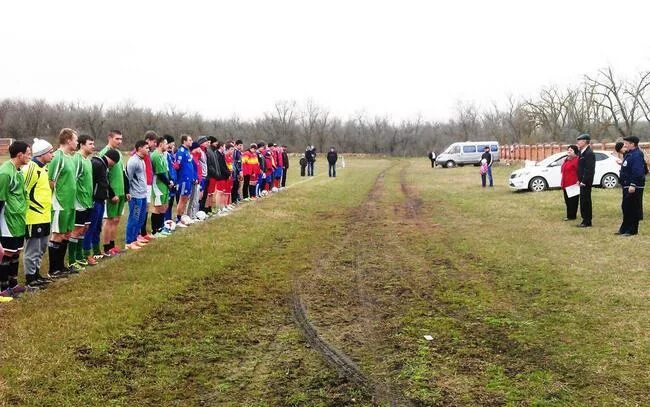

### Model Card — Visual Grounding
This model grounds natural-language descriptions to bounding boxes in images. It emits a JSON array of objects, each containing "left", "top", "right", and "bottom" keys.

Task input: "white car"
[{"left": 509, "top": 150, "right": 620, "bottom": 192}]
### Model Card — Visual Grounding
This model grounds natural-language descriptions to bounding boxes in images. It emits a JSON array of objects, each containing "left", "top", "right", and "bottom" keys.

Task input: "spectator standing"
[
  {"left": 617, "top": 135, "right": 646, "bottom": 236},
  {"left": 576, "top": 134, "right": 595, "bottom": 227},
  {"left": 281, "top": 145, "right": 289, "bottom": 187},
  {"left": 560, "top": 145, "right": 580, "bottom": 221},
  {"left": 327, "top": 147, "right": 338, "bottom": 177},
  {"left": 428, "top": 151, "right": 436, "bottom": 167},
  {"left": 305, "top": 146, "right": 315, "bottom": 176},
  {"left": 299, "top": 154, "right": 307, "bottom": 177},
  {"left": 480, "top": 146, "right": 493, "bottom": 187}
]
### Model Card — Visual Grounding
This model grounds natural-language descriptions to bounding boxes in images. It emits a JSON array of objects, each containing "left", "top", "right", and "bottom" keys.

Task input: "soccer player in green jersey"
[
  {"left": 150, "top": 136, "right": 173, "bottom": 237},
  {"left": 99, "top": 130, "right": 126, "bottom": 256},
  {"left": 0, "top": 141, "right": 31, "bottom": 298},
  {"left": 47, "top": 128, "right": 78, "bottom": 277},
  {"left": 68, "top": 134, "right": 95, "bottom": 271}
]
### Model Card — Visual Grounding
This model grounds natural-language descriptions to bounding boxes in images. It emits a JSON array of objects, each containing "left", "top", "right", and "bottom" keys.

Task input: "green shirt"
[
  {"left": 98, "top": 146, "right": 124, "bottom": 196},
  {"left": 151, "top": 150, "right": 169, "bottom": 195},
  {"left": 74, "top": 152, "right": 93, "bottom": 209},
  {"left": 48, "top": 149, "right": 76, "bottom": 210},
  {"left": 0, "top": 160, "right": 27, "bottom": 237}
]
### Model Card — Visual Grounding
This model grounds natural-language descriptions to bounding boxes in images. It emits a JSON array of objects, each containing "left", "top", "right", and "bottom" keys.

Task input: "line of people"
[{"left": 0, "top": 129, "right": 291, "bottom": 301}]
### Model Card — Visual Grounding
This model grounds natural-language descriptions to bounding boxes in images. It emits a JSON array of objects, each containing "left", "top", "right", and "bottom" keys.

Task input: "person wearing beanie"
[
  {"left": 22, "top": 138, "right": 54, "bottom": 287},
  {"left": 98, "top": 130, "right": 126, "bottom": 256},
  {"left": 82, "top": 148, "right": 120, "bottom": 262},
  {"left": 0, "top": 141, "right": 31, "bottom": 298},
  {"left": 67, "top": 135, "right": 95, "bottom": 272},
  {"left": 47, "top": 128, "right": 79, "bottom": 277}
]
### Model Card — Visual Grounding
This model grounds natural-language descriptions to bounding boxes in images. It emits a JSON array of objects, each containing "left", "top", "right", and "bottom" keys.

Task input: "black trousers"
[
  {"left": 328, "top": 163, "right": 336, "bottom": 177},
  {"left": 639, "top": 186, "right": 644, "bottom": 220},
  {"left": 620, "top": 188, "right": 641, "bottom": 234},
  {"left": 232, "top": 177, "right": 240, "bottom": 202},
  {"left": 579, "top": 185, "right": 592, "bottom": 225},
  {"left": 563, "top": 190, "right": 578, "bottom": 219},
  {"left": 300, "top": 166, "right": 306, "bottom": 176},
  {"left": 242, "top": 175, "right": 251, "bottom": 199},
  {"left": 281, "top": 167, "right": 288, "bottom": 187}
]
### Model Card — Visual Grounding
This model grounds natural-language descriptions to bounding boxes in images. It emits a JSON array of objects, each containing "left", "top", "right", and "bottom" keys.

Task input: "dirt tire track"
[{"left": 291, "top": 168, "right": 416, "bottom": 406}]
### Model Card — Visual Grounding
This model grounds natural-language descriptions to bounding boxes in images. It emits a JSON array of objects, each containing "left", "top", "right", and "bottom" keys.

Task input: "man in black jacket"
[
  {"left": 281, "top": 145, "right": 289, "bottom": 187},
  {"left": 205, "top": 137, "right": 219, "bottom": 215},
  {"left": 327, "top": 147, "right": 338, "bottom": 177},
  {"left": 84, "top": 149, "right": 120, "bottom": 260},
  {"left": 576, "top": 134, "right": 596, "bottom": 227},
  {"left": 305, "top": 146, "right": 315, "bottom": 176}
]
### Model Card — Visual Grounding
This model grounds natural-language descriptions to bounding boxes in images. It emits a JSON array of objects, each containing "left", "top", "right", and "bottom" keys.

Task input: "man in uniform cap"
[
  {"left": 576, "top": 133, "right": 595, "bottom": 227},
  {"left": 617, "top": 135, "right": 645, "bottom": 235}
]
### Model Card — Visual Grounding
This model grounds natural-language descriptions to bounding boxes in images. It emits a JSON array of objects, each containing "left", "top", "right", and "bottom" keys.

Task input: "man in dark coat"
[
  {"left": 327, "top": 147, "right": 338, "bottom": 177},
  {"left": 305, "top": 146, "right": 315, "bottom": 176},
  {"left": 617, "top": 135, "right": 646, "bottom": 236},
  {"left": 281, "top": 145, "right": 289, "bottom": 187},
  {"left": 576, "top": 133, "right": 596, "bottom": 227}
]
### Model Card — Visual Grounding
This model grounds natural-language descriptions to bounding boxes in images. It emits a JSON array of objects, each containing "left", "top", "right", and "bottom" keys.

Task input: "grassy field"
[{"left": 1, "top": 157, "right": 650, "bottom": 406}]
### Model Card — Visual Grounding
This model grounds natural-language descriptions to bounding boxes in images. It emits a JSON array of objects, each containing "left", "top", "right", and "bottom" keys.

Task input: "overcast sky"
[{"left": 2, "top": 0, "right": 650, "bottom": 122}]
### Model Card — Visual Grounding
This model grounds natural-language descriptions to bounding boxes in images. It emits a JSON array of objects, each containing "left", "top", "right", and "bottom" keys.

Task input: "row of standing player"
[{"left": 0, "top": 130, "right": 290, "bottom": 300}]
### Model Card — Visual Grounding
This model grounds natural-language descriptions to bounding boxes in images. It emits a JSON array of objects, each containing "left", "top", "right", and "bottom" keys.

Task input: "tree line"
[{"left": 1, "top": 66, "right": 649, "bottom": 155}]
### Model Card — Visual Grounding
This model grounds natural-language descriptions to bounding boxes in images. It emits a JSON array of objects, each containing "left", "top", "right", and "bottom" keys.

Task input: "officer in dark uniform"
[
  {"left": 617, "top": 135, "right": 645, "bottom": 236},
  {"left": 576, "top": 134, "right": 595, "bottom": 227}
]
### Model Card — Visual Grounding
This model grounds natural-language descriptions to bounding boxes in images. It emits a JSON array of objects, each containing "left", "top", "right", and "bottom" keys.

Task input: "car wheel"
[
  {"left": 445, "top": 160, "right": 456, "bottom": 168},
  {"left": 528, "top": 176, "right": 547, "bottom": 192},
  {"left": 601, "top": 173, "right": 619, "bottom": 188}
]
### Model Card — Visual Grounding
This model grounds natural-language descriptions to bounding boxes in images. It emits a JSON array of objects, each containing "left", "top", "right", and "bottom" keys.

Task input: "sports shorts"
[
  {"left": 273, "top": 167, "right": 283, "bottom": 179},
  {"left": 207, "top": 178, "right": 218, "bottom": 194},
  {"left": 104, "top": 196, "right": 126, "bottom": 219},
  {"left": 74, "top": 209, "right": 91, "bottom": 227},
  {"left": 52, "top": 209, "right": 75, "bottom": 234},
  {"left": 178, "top": 181, "right": 193, "bottom": 197},
  {"left": 146, "top": 185, "right": 152, "bottom": 204},
  {"left": 216, "top": 180, "right": 229, "bottom": 193},
  {"left": 0, "top": 236, "right": 24, "bottom": 254}
]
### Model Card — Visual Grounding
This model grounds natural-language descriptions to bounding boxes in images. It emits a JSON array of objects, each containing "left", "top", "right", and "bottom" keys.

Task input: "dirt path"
[{"left": 292, "top": 163, "right": 428, "bottom": 406}]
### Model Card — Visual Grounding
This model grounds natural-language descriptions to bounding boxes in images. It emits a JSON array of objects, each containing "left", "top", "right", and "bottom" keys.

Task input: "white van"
[{"left": 435, "top": 141, "right": 500, "bottom": 168}]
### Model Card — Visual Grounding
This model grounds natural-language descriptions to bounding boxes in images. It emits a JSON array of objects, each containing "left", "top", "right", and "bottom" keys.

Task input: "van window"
[
  {"left": 595, "top": 153, "right": 608, "bottom": 161},
  {"left": 491, "top": 145, "right": 498, "bottom": 152},
  {"left": 463, "top": 145, "right": 476, "bottom": 153}
]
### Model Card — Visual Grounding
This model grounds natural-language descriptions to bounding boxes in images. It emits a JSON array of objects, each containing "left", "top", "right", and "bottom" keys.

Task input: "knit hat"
[
  {"left": 104, "top": 148, "right": 121, "bottom": 164},
  {"left": 32, "top": 138, "right": 53, "bottom": 157},
  {"left": 191, "top": 141, "right": 200, "bottom": 150}
]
